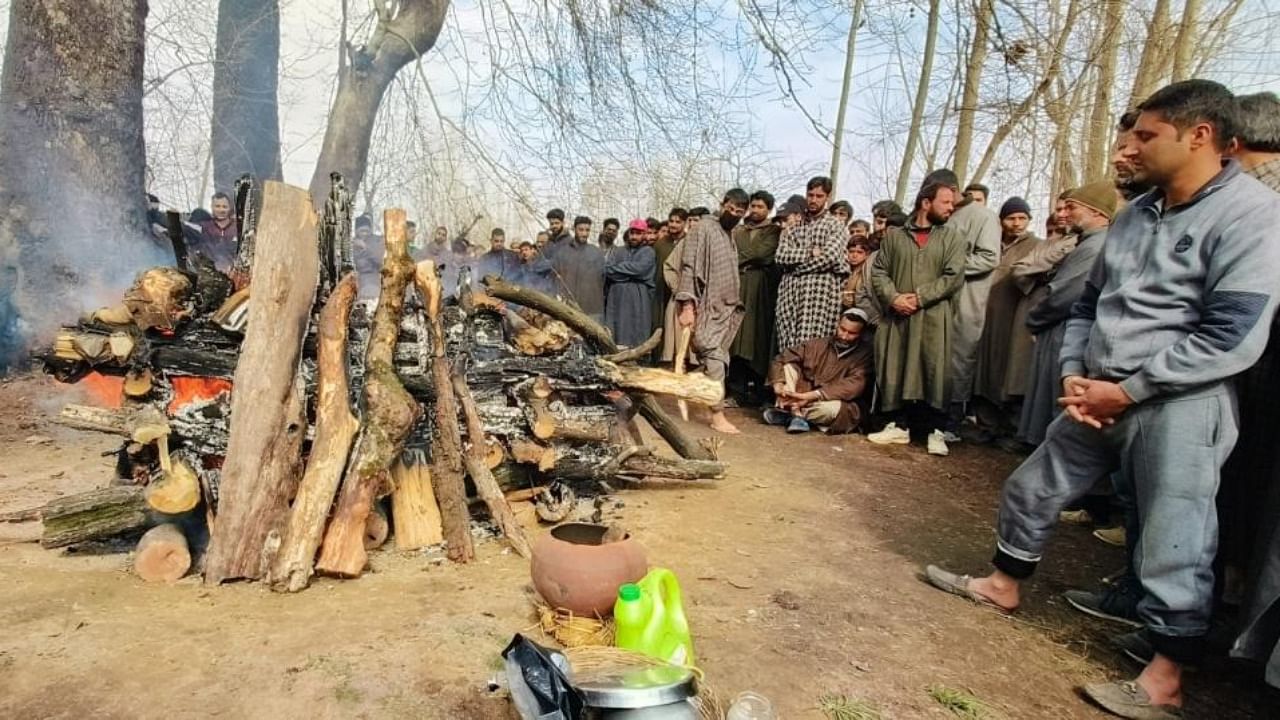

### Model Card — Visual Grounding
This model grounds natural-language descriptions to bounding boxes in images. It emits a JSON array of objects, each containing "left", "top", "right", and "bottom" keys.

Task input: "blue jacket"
[{"left": 1061, "top": 161, "right": 1280, "bottom": 402}]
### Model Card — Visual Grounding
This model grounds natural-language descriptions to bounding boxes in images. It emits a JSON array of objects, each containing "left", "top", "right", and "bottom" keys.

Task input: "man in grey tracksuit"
[{"left": 924, "top": 80, "right": 1280, "bottom": 719}]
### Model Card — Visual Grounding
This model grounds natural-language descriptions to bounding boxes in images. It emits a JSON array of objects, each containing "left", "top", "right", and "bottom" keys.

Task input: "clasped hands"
[
  {"left": 1058, "top": 375, "right": 1134, "bottom": 429},
  {"left": 773, "top": 383, "right": 819, "bottom": 412},
  {"left": 890, "top": 293, "right": 920, "bottom": 316}
]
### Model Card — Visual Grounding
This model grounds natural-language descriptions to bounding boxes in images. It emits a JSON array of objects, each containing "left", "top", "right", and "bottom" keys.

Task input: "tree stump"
[{"left": 134, "top": 523, "right": 191, "bottom": 583}]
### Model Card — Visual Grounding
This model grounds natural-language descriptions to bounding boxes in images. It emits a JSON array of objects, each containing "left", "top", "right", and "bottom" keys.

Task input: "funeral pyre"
[{"left": 27, "top": 176, "right": 724, "bottom": 591}]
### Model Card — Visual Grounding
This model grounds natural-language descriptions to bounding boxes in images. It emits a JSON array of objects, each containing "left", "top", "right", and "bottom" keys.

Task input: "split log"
[
  {"left": 133, "top": 523, "right": 191, "bottom": 583},
  {"left": 268, "top": 274, "right": 359, "bottom": 592},
  {"left": 56, "top": 404, "right": 165, "bottom": 437},
  {"left": 484, "top": 438, "right": 506, "bottom": 470},
  {"left": 144, "top": 453, "right": 201, "bottom": 514},
  {"left": 597, "top": 361, "right": 724, "bottom": 407},
  {"left": 551, "top": 447, "right": 726, "bottom": 482},
  {"left": 40, "top": 486, "right": 149, "bottom": 549},
  {"left": 413, "top": 260, "right": 475, "bottom": 563},
  {"left": 452, "top": 369, "right": 532, "bottom": 559},
  {"left": 674, "top": 326, "right": 692, "bottom": 421},
  {"left": 483, "top": 276, "right": 715, "bottom": 461},
  {"left": 363, "top": 503, "right": 390, "bottom": 550},
  {"left": 316, "top": 212, "right": 421, "bottom": 578},
  {"left": 204, "top": 181, "right": 320, "bottom": 584},
  {"left": 390, "top": 459, "right": 444, "bottom": 550},
  {"left": 509, "top": 437, "right": 557, "bottom": 471}
]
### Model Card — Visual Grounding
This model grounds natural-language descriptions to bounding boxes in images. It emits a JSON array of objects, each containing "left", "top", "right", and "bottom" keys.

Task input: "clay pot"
[{"left": 531, "top": 523, "right": 648, "bottom": 616}]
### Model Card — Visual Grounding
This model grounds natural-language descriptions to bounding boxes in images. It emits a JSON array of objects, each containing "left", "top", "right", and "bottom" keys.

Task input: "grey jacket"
[
  {"left": 1061, "top": 162, "right": 1280, "bottom": 402},
  {"left": 1026, "top": 226, "right": 1106, "bottom": 335}
]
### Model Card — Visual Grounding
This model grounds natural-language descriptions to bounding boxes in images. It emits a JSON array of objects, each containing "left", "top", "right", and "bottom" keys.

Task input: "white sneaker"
[
  {"left": 867, "top": 422, "right": 911, "bottom": 445},
  {"left": 927, "top": 430, "right": 950, "bottom": 456}
]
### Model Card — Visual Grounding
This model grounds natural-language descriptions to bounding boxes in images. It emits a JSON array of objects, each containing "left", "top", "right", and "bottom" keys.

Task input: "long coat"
[
  {"left": 660, "top": 239, "right": 684, "bottom": 363},
  {"left": 768, "top": 336, "right": 874, "bottom": 434},
  {"left": 651, "top": 235, "right": 678, "bottom": 339},
  {"left": 775, "top": 211, "right": 849, "bottom": 350},
  {"left": 604, "top": 244, "right": 656, "bottom": 348},
  {"left": 945, "top": 202, "right": 1002, "bottom": 402},
  {"left": 974, "top": 232, "right": 1040, "bottom": 403},
  {"left": 549, "top": 239, "right": 606, "bottom": 319},
  {"left": 675, "top": 220, "right": 744, "bottom": 359},
  {"left": 1016, "top": 227, "right": 1106, "bottom": 444},
  {"left": 730, "top": 220, "right": 781, "bottom": 376},
  {"left": 871, "top": 222, "right": 967, "bottom": 412}
]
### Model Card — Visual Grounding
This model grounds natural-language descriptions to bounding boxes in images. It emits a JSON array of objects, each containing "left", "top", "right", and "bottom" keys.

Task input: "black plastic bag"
[{"left": 501, "top": 633, "right": 585, "bottom": 720}]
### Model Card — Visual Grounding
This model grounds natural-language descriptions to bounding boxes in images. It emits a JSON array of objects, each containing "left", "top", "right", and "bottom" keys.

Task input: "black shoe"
[
  {"left": 1064, "top": 587, "right": 1142, "bottom": 628},
  {"left": 1113, "top": 630, "right": 1155, "bottom": 666}
]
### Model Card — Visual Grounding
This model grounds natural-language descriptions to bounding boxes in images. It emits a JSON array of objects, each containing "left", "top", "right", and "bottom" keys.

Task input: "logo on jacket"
[{"left": 1174, "top": 235, "right": 1193, "bottom": 253}]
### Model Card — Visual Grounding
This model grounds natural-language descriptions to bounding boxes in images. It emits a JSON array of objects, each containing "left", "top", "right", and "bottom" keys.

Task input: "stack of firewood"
[{"left": 26, "top": 179, "right": 725, "bottom": 591}]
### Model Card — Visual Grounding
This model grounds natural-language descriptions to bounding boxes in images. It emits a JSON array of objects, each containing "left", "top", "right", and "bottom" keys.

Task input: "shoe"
[
  {"left": 1063, "top": 587, "right": 1142, "bottom": 628},
  {"left": 1059, "top": 509, "right": 1094, "bottom": 525},
  {"left": 1083, "top": 681, "right": 1182, "bottom": 719},
  {"left": 927, "top": 430, "right": 949, "bottom": 456},
  {"left": 786, "top": 417, "right": 811, "bottom": 434},
  {"left": 996, "top": 436, "right": 1032, "bottom": 454},
  {"left": 762, "top": 408, "right": 791, "bottom": 426},
  {"left": 1094, "top": 526, "right": 1127, "bottom": 547},
  {"left": 941, "top": 430, "right": 962, "bottom": 443},
  {"left": 867, "top": 422, "right": 910, "bottom": 445},
  {"left": 1113, "top": 630, "right": 1155, "bottom": 666}
]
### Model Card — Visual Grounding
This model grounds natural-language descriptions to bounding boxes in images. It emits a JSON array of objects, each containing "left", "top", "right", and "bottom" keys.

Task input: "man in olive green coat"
[
  {"left": 867, "top": 180, "right": 967, "bottom": 456},
  {"left": 730, "top": 190, "right": 781, "bottom": 387}
]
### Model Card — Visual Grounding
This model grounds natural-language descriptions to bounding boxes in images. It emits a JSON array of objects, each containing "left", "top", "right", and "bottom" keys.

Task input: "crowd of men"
[{"left": 168, "top": 78, "right": 1280, "bottom": 718}]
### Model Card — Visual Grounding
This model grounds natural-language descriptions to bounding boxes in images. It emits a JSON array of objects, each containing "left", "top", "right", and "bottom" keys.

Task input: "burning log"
[
  {"left": 390, "top": 457, "right": 444, "bottom": 550},
  {"left": 316, "top": 211, "right": 421, "bottom": 578},
  {"left": 452, "top": 368, "right": 532, "bottom": 559},
  {"left": 268, "top": 274, "right": 360, "bottom": 592},
  {"left": 413, "top": 260, "right": 475, "bottom": 563},
  {"left": 133, "top": 523, "right": 191, "bottom": 583},
  {"left": 40, "top": 486, "right": 149, "bottom": 549},
  {"left": 482, "top": 276, "right": 716, "bottom": 462},
  {"left": 204, "top": 181, "right": 320, "bottom": 584}
]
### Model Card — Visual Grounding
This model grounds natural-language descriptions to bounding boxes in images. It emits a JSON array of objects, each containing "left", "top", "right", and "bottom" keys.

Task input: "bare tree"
[
  {"left": 894, "top": 0, "right": 942, "bottom": 203},
  {"left": 1083, "top": 0, "right": 1125, "bottom": 180},
  {"left": 1171, "top": 0, "right": 1203, "bottom": 81},
  {"left": 951, "top": 0, "right": 994, "bottom": 183},
  {"left": 212, "top": 0, "right": 283, "bottom": 192}
]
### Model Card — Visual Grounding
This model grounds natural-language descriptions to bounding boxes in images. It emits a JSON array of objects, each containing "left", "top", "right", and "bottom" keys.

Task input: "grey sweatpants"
[{"left": 994, "top": 383, "right": 1237, "bottom": 662}]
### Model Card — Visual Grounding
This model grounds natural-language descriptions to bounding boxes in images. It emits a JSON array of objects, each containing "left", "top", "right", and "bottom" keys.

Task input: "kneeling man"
[{"left": 763, "top": 308, "right": 873, "bottom": 434}]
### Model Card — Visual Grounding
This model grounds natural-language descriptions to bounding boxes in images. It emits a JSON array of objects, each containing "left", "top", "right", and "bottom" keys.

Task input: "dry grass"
[
  {"left": 818, "top": 693, "right": 883, "bottom": 720},
  {"left": 926, "top": 684, "right": 999, "bottom": 719}
]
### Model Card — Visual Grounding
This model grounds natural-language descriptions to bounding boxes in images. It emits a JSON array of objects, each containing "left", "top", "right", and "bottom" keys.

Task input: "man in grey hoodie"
[{"left": 923, "top": 80, "right": 1280, "bottom": 719}]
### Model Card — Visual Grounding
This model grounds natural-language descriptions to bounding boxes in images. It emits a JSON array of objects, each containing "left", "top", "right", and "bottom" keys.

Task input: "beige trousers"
[{"left": 782, "top": 365, "right": 842, "bottom": 425}]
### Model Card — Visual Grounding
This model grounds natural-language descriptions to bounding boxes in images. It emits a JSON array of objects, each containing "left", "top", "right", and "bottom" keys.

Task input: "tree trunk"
[
  {"left": 212, "top": 0, "right": 283, "bottom": 192},
  {"left": 893, "top": 0, "right": 941, "bottom": 205},
  {"left": 952, "top": 0, "right": 994, "bottom": 184},
  {"left": 1171, "top": 0, "right": 1202, "bottom": 82},
  {"left": 40, "top": 486, "right": 149, "bottom": 549},
  {"left": 1084, "top": 0, "right": 1125, "bottom": 181},
  {"left": 268, "top": 274, "right": 359, "bottom": 593},
  {"left": 307, "top": 0, "right": 449, "bottom": 208},
  {"left": 828, "top": 0, "right": 865, "bottom": 194},
  {"left": 134, "top": 523, "right": 191, "bottom": 583},
  {"left": 203, "top": 182, "right": 319, "bottom": 584},
  {"left": 316, "top": 211, "right": 421, "bottom": 578},
  {"left": 0, "top": 0, "right": 163, "bottom": 369},
  {"left": 1128, "top": 0, "right": 1172, "bottom": 106}
]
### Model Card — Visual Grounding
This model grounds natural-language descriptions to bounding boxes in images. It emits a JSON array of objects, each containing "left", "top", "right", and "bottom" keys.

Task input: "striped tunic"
[{"left": 774, "top": 211, "right": 849, "bottom": 351}]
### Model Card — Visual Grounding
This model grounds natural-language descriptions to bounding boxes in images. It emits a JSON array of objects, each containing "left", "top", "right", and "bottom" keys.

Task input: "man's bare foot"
[
  {"left": 1135, "top": 654, "right": 1184, "bottom": 707},
  {"left": 967, "top": 572, "right": 1021, "bottom": 611},
  {"left": 709, "top": 412, "right": 740, "bottom": 434}
]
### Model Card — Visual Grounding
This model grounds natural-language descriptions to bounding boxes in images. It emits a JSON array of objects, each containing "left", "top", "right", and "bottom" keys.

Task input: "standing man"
[
  {"left": 534, "top": 230, "right": 550, "bottom": 251},
  {"left": 866, "top": 181, "right": 966, "bottom": 456},
  {"left": 598, "top": 218, "right": 621, "bottom": 251},
  {"left": 775, "top": 176, "right": 850, "bottom": 351},
  {"left": 476, "top": 227, "right": 519, "bottom": 280},
  {"left": 925, "top": 80, "right": 1280, "bottom": 719},
  {"left": 655, "top": 211, "right": 687, "bottom": 363},
  {"left": 939, "top": 169, "right": 1001, "bottom": 436},
  {"left": 544, "top": 208, "right": 572, "bottom": 257},
  {"left": 351, "top": 214, "right": 384, "bottom": 300},
  {"left": 972, "top": 197, "right": 1040, "bottom": 436},
  {"left": 193, "top": 191, "right": 239, "bottom": 272},
  {"left": 405, "top": 220, "right": 420, "bottom": 252},
  {"left": 850, "top": 219, "right": 871, "bottom": 240},
  {"left": 687, "top": 207, "right": 710, "bottom": 227},
  {"left": 550, "top": 215, "right": 606, "bottom": 321},
  {"left": 604, "top": 227, "right": 656, "bottom": 347},
  {"left": 676, "top": 189, "right": 749, "bottom": 434},
  {"left": 513, "top": 240, "right": 555, "bottom": 296},
  {"left": 730, "top": 190, "right": 781, "bottom": 402},
  {"left": 763, "top": 308, "right": 873, "bottom": 435}
]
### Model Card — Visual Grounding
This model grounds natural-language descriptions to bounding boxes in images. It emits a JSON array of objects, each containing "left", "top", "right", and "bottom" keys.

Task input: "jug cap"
[{"left": 618, "top": 583, "right": 641, "bottom": 601}]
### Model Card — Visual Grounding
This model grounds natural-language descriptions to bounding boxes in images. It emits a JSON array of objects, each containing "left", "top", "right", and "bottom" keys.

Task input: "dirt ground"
[{"left": 0, "top": 372, "right": 1275, "bottom": 719}]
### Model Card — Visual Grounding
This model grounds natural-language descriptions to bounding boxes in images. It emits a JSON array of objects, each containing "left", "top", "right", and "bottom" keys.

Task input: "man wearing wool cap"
[{"left": 972, "top": 196, "right": 1040, "bottom": 439}]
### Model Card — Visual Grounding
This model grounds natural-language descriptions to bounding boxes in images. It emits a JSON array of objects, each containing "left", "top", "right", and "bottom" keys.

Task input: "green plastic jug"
[{"left": 613, "top": 567, "right": 695, "bottom": 666}]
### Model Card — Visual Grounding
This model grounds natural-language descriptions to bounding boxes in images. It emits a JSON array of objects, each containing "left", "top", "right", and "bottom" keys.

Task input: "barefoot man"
[
  {"left": 676, "top": 188, "right": 749, "bottom": 434},
  {"left": 924, "top": 80, "right": 1280, "bottom": 719}
]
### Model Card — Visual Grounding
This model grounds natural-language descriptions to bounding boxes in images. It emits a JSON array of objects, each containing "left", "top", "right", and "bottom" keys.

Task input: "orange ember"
[
  {"left": 167, "top": 376, "right": 233, "bottom": 415},
  {"left": 80, "top": 372, "right": 125, "bottom": 409}
]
